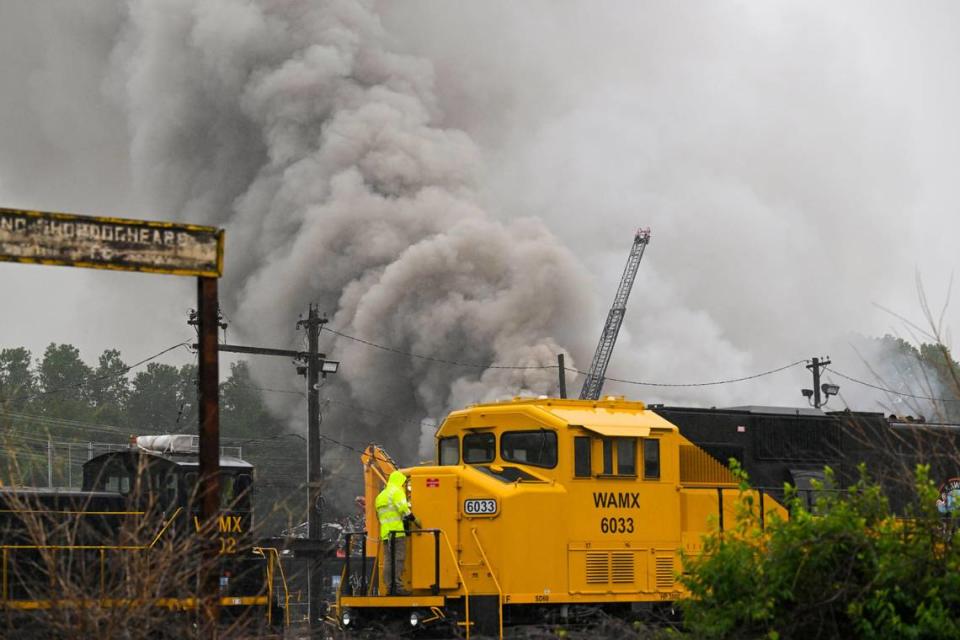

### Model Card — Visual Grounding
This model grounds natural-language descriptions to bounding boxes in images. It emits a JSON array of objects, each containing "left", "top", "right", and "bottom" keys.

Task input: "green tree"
[
  {"left": 126, "top": 363, "right": 183, "bottom": 432},
  {"left": 681, "top": 465, "right": 960, "bottom": 639},
  {"left": 175, "top": 363, "right": 198, "bottom": 429},
  {"left": 220, "top": 361, "right": 284, "bottom": 438},
  {"left": 0, "top": 347, "right": 35, "bottom": 411},
  {"left": 37, "top": 343, "right": 93, "bottom": 423},
  {"left": 87, "top": 349, "right": 130, "bottom": 425}
]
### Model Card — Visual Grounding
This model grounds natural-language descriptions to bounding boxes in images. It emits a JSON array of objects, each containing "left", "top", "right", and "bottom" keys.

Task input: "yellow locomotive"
[{"left": 335, "top": 397, "right": 785, "bottom": 637}]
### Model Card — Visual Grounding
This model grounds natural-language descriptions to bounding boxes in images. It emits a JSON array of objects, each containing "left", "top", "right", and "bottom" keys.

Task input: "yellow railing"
[
  {"left": 470, "top": 528, "right": 502, "bottom": 640},
  {"left": 253, "top": 546, "right": 290, "bottom": 627}
]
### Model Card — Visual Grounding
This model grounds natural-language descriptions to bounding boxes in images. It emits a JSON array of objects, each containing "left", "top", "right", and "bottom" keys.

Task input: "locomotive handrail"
[
  {"left": 440, "top": 529, "right": 471, "bottom": 640},
  {"left": 341, "top": 529, "right": 473, "bottom": 639},
  {"left": 148, "top": 507, "right": 182, "bottom": 548},
  {"left": 342, "top": 531, "right": 370, "bottom": 596},
  {"left": 470, "top": 527, "right": 503, "bottom": 640},
  {"left": 0, "top": 506, "right": 183, "bottom": 551},
  {"left": 681, "top": 483, "right": 847, "bottom": 532},
  {"left": 252, "top": 546, "right": 290, "bottom": 627},
  {"left": 403, "top": 528, "right": 442, "bottom": 595}
]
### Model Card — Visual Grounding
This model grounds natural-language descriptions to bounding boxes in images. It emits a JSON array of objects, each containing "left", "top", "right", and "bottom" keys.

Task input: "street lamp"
[{"left": 321, "top": 359, "right": 340, "bottom": 376}]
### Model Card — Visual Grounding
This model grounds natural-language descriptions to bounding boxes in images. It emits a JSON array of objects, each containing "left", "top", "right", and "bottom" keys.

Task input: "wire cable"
[
  {"left": 323, "top": 327, "right": 563, "bottom": 370},
  {"left": 825, "top": 367, "right": 960, "bottom": 403},
  {"left": 36, "top": 340, "right": 192, "bottom": 397},
  {"left": 602, "top": 360, "right": 808, "bottom": 388},
  {"left": 324, "top": 325, "right": 807, "bottom": 387}
]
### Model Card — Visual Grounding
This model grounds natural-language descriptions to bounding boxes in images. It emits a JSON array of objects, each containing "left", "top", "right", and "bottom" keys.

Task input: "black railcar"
[
  {"left": 0, "top": 440, "right": 278, "bottom": 628},
  {"left": 653, "top": 405, "right": 960, "bottom": 512}
]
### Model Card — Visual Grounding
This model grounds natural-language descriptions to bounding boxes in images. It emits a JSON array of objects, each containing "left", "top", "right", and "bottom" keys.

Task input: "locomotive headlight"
[
  {"left": 341, "top": 609, "right": 353, "bottom": 626},
  {"left": 409, "top": 611, "right": 421, "bottom": 627}
]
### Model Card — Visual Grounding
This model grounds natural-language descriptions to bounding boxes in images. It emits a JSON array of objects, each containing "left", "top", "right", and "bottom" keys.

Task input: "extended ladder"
[{"left": 579, "top": 228, "right": 651, "bottom": 400}]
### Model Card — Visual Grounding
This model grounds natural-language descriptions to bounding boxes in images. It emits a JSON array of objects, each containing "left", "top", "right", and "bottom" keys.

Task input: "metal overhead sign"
[{"left": 0, "top": 207, "right": 223, "bottom": 277}]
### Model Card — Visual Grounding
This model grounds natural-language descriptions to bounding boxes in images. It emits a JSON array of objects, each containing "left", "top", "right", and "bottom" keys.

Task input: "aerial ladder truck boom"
[{"left": 579, "top": 228, "right": 651, "bottom": 400}]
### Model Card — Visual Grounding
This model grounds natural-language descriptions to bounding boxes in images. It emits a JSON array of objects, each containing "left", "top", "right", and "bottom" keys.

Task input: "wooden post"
[{"left": 197, "top": 276, "right": 221, "bottom": 626}]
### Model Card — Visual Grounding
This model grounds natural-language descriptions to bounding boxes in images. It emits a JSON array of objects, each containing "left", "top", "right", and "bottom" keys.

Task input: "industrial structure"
[{"left": 580, "top": 229, "right": 651, "bottom": 400}]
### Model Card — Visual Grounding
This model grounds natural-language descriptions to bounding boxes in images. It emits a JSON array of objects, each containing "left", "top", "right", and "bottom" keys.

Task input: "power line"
[
  {"left": 36, "top": 340, "right": 192, "bottom": 397},
  {"left": 324, "top": 326, "right": 807, "bottom": 388},
  {"left": 321, "top": 397, "right": 426, "bottom": 426},
  {"left": 825, "top": 367, "right": 960, "bottom": 404},
  {"left": 323, "top": 327, "right": 563, "bottom": 370},
  {"left": 602, "top": 360, "right": 808, "bottom": 388},
  {"left": 0, "top": 409, "right": 132, "bottom": 436}
]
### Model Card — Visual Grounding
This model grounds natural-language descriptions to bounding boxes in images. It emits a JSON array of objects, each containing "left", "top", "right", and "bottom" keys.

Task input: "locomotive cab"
[
  {"left": 82, "top": 441, "right": 254, "bottom": 522},
  {"left": 336, "top": 397, "right": 787, "bottom": 637},
  {"left": 0, "top": 435, "right": 273, "bottom": 621}
]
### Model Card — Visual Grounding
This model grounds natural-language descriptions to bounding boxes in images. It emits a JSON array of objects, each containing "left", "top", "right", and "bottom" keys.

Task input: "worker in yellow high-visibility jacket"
[{"left": 375, "top": 470, "right": 415, "bottom": 594}]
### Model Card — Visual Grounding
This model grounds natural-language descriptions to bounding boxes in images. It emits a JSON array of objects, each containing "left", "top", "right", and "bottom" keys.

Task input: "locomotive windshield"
[
  {"left": 183, "top": 471, "right": 252, "bottom": 510},
  {"left": 463, "top": 432, "right": 495, "bottom": 463},
  {"left": 438, "top": 437, "right": 459, "bottom": 465},
  {"left": 500, "top": 430, "right": 558, "bottom": 468}
]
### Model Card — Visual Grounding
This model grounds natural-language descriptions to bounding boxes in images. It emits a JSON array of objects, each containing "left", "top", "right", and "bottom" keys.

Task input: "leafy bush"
[{"left": 680, "top": 464, "right": 960, "bottom": 639}]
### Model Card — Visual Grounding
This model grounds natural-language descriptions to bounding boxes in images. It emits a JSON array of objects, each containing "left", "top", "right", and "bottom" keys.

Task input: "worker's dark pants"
[{"left": 384, "top": 536, "right": 408, "bottom": 595}]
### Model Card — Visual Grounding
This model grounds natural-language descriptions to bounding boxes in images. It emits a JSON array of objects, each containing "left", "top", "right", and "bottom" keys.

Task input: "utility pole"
[
  {"left": 557, "top": 353, "right": 567, "bottom": 399},
  {"left": 802, "top": 356, "right": 839, "bottom": 409},
  {"left": 191, "top": 304, "right": 339, "bottom": 632},
  {"left": 297, "top": 304, "right": 328, "bottom": 629}
]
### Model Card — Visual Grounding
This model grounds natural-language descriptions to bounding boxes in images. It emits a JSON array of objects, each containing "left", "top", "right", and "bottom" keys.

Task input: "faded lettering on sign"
[{"left": 0, "top": 207, "right": 222, "bottom": 277}]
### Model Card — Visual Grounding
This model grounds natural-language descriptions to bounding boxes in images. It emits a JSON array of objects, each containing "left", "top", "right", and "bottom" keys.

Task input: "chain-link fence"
[{"left": 0, "top": 438, "right": 242, "bottom": 489}]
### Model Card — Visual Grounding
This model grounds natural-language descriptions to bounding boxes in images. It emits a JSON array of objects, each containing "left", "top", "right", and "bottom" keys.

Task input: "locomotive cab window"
[
  {"left": 219, "top": 473, "right": 251, "bottom": 510},
  {"left": 220, "top": 474, "right": 237, "bottom": 509},
  {"left": 601, "top": 437, "right": 637, "bottom": 476},
  {"left": 184, "top": 472, "right": 199, "bottom": 503},
  {"left": 574, "top": 436, "right": 592, "bottom": 477},
  {"left": 237, "top": 473, "right": 252, "bottom": 509},
  {"left": 463, "top": 432, "right": 495, "bottom": 464},
  {"left": 438, "top": 436, "right": 460, "bottom": 465},
  {"left": 617, "top": 438, "right": 636, "bottom": 475},
  {"left": 97, "top": 459, "right": 133, "bottom": 494},
  {"left": 501, "top": 430, "right": 558, "bottom": 468},
  {"left": 643, "top": 438, "right": 660, "bottom": 479},
  {"left": 164, "top": 473, "right": 178, "bottom": 506}
]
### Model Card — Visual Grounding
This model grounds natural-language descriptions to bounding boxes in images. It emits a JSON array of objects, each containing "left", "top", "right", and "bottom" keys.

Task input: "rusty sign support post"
[
  {"left": 196, "top": 276, "right": 221, "bottom": 627},
  {"left": 0, "top": 206, "right": 224, "bottom": 626}
]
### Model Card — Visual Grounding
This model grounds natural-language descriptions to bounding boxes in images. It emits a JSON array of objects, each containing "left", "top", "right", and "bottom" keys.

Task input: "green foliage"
[
  {"left": 0, "top": 342, "right": 288, "bottom": 439},
  {"left": 0, "top": 347, "right": 34, "bottom": 410},
  {"left": 681, "top": 465, "right": 960, "bottom": 639},
  {"left": 0, "top": 342, "right": 304, "bottom": 533},
  {"left": 127, "top": 362, "right": 185, "bottom": 432},
  {"left": 88, "top": 349, "right": 130, "bottom": 425},
  {"left": 38, "top": 343, "right": 93, "bottom": 422},
  {"left": 221, "top": 361, "right": 283, "bottom": 439}
]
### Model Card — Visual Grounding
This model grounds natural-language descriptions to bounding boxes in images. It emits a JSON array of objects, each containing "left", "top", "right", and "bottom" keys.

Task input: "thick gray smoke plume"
[
  {"left": 106, "top": 0, "right": 590, "bottom": 460},
  {"left": 2, "top": 0, "right": 960, "bottom": 455}
]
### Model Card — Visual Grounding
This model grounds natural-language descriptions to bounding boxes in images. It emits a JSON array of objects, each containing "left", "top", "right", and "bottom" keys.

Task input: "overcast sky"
[{"left": 1, "top": 1, "right": 958, "bottom": 432}]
